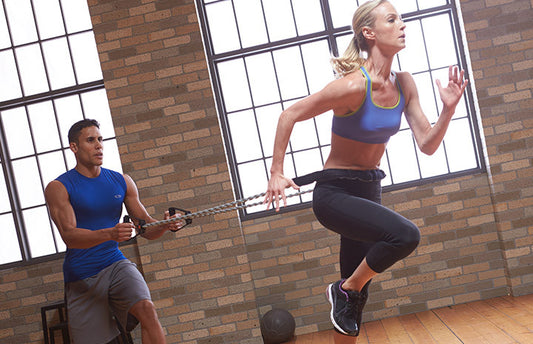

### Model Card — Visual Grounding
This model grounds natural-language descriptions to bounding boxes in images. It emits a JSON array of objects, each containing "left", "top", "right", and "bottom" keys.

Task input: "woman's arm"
[
  {"left": 265, "top": 75, "right": 365, "bottom": 211},
  {"left": 402, "top": 66, "right": 468, "bottom": 155}
]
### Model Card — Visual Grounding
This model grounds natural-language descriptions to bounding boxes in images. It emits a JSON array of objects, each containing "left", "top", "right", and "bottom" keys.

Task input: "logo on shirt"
[{"left": 114, "top": 194, "right": 122, "bottom": 199}]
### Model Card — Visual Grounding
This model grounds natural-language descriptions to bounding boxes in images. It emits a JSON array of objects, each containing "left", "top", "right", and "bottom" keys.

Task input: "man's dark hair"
[{"left": 68, "top": 119, "right": 100, "bottom": 144}]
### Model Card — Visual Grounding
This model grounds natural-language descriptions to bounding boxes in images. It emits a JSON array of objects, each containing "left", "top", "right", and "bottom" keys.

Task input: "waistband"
[{"left": 292, "top": 169, "right": 386, "bottom": 186}]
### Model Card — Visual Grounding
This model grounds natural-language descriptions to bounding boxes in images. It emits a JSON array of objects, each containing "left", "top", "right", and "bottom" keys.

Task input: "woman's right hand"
[{"left": 264, "top": 173, "right": 300, "bottom": 212}]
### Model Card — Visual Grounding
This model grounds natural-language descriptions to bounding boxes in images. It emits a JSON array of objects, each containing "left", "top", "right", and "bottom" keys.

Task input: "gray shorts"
[{"left": 65, "top": 259, "right": 152, "bottom": 344}]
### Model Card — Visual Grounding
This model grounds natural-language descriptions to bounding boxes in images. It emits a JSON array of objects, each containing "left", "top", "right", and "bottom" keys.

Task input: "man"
[{"left": 45, "top": 119, "right": 182, "bottom": 344}]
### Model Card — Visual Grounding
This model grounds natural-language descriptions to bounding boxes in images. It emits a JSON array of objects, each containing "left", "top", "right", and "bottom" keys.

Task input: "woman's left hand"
[{"left": 436, "top": 65, "right": 468, "bottom": 111}]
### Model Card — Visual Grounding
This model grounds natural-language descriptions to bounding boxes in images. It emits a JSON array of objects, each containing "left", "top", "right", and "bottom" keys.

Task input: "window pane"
[
  {"left": 330, "top": 0, "right": 358, "bottom": 28},
  {"left": 0, "top": 168, "right": 10, "bottom": 212},
  {"left": 42, "top": 37, "right": 76, "bottom": 90},
  {"left": 2, "top": 107, "right": 34, "bottom": 159},
  {"left": 0, "top": 4, "right": 11, "bottom": 49},
  {"left": 292, "top": 150, "right": 320, "bottom": 203},
  {"left": 314, "top": 111, "right": 333, "bottom": 147},
  {"left": 38, "top": 151, "right": 67, "bottom": 188},
  {"left": 61, "top": 0, "right": 92, "bottom": 34},
  {"left": 69, "top": 32, "right": 103, "bottom": 84},
  {"left": 12, "top": 157, "right": 45, "bottom": 208},
  {"left": 52, "top": 221, "right": 67, "bottom": 253},
  {"left": 412, "top": 72, "right": 439, "bottom": 124},
  {"left": 238, "top": 160, "right": 268, "bottom": 198},
  {"left": 228, "top": 110, "right": 262, "bottom": 163},
  {"left": 256, "top": 104, "right": 283, "bottom": 158},
  {"left": 420, "top": 0, "right": 448, "bottom": 10},
  {"left": 0, "top": 50, "right": 23, "bottom": 101},
  {"left": 234, "top": 0, "right": 268, "bottom": 48},
  {"left": 389, "top": 0, "right": 417, "bottom": 14},
  {"left": 65, "top": 147, "right": 77, "bottom": 169},
  {"left": 263, "top": 0, "right": 296, "bottom": 42},
  {"left": 423, "top": 14, "right": 457, "bottom": 69},
  {"left": 24, "top": 206, "right": 57, "bottom": 258},
  {"left": 398, "top": 21, "right": 428, "bottom": 73},
  {"left": 218, "top": 59, "right": 252, "bottom": 112},
  {"left": 33, "top": 0, "right": 66, "bottom": 39},
  {"left": 28, "top": 101, "right": 62, "bottom": 153},
  {"left": 418, "top": 144, "right": 449, "bottom": 178},
  {"left": 292, "top": 0, "right": 324, "bottom": 35},
  {"left": 101, "top": 139, "right": 123, "bottom": 173},
  {"left": 245, "top": 53, "right": 279, "bottom": 106},
  {"left": 290, "top": 113, "right": 319, "bottom": 151},
  {"left": 81, "top": 89, "right": 115, "bottom": 139},
  {"left": 386, "top": 131, "right": 420, "bottom": 183},
  {"left": 16, "top": 44, "right": 50, "bottom": 96},
  {"left": 273, "top": 46, "right": 308, "bottom": 100},
  {"left": 4, "top": 0, "right": 37, "bottom": 45},
  {"left": 336, "top": 34, "right": 354, "bottom": 60},
  {"left": 444, "top": 118, "right": 478, "bottom": 172},
  {"left": 293, "top": 148, "right": 324, "bottom": 177},
  {"left": 301, "top": 40, "right": 334, "bottom": 94},
  {"left": 241, "top": 158, "right": 273, "bottom": 214},
  {"left": 206, "top": 1, "right": 240, "bottom": 54},
  {"left": 0, "top": 214, "right": 21, "bottom": 265},
  {"left": 54, "top": 95, "right": 84, "bottom": 147}
]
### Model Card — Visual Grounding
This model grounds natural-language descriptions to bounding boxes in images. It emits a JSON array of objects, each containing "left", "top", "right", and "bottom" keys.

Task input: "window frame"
[
  {"left": 196, "top": 0, "right": 485, "bottom": 220},
  {"left": 0, "top": 0, "right": 123, "bottom": 269}
]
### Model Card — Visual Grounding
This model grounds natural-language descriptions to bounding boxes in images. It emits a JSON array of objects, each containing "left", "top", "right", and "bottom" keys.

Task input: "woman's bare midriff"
[{"left": 324, "top": 133, "right": 387, "bottom": 171}]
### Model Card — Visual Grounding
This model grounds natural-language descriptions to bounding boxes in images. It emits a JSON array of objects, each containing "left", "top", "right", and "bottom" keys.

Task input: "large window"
[
  {"left": 0, "top": 0, "right": 121, "bottom": 266},
  {"left": 196, "top": 0, "right": 482, "bottom": 217}
]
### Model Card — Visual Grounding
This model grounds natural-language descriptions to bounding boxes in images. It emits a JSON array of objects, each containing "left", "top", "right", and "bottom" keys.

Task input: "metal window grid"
[{"left": 196, "top": 0, "right": 484, "bottom": 220}]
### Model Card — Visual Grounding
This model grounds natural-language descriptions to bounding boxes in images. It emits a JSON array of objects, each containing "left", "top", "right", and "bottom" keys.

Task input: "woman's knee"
[{"left": 400, "top": 221, "right": 420, "bottom": 253}]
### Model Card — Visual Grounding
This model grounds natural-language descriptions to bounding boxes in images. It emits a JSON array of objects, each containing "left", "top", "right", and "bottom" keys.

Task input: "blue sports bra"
[{"left": 331, "top": 66, "right": 405, "bottom": 144}]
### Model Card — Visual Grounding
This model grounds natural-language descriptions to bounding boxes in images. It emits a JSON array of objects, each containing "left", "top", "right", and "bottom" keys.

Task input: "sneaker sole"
[{"left": 326, "top": 283, "right": 349, "bottom": 336}]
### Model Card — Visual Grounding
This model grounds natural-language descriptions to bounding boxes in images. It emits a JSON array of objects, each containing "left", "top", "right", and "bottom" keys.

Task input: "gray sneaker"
[{"left": 326, "top": 279, "right": 367, "bottom": 336}]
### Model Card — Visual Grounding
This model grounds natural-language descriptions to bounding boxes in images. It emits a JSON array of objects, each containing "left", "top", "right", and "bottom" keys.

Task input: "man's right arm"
[{"left": 44, "top": 180, "right": 133, "bottom": 249}]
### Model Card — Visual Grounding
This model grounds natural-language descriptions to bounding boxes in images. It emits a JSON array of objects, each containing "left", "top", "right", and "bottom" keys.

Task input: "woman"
[{"left": 263, "top": 0, "right": 468, "bottom": 340}]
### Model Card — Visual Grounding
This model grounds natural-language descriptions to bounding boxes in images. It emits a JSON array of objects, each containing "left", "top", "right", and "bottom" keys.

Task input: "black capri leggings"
[{"left": 295, "top": 169, "right": 420, "bottom": 277}]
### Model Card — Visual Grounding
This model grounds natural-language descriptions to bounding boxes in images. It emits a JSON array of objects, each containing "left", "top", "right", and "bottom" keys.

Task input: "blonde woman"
[{"left": 264, "top": 0, "right": 467, "bottom": 339}]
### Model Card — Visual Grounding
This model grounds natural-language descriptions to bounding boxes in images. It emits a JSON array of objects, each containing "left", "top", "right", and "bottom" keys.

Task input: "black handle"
[{"left": 168, "top": 207, "right": 192, "bottom": 231}]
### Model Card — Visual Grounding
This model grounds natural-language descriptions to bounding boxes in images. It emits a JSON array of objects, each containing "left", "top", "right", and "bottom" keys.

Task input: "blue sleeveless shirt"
[
  {"left": 56, "top": 168, "right": 127, "bottom": 282},
  {"left": 332, "top": 66, "right": 405, "bottom": 144}
]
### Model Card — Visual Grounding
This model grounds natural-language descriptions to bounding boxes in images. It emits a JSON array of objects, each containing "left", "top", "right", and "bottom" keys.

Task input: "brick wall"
[
  {"left": 0, "top": 0, "right": 531, "bottom": 343},
  {"left": 459, "top": 0, "right": 533, "bottom": 296}
]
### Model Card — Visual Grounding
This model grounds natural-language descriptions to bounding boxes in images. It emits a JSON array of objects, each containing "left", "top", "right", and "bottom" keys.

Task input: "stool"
[
  {"left": 111, "top": 316, "right": 134, "bottom": 344},
  {"left": 41, "top": 301, "right": 133, "bottom": 344},
  {"left": 41, "top": 301, "right": 69, "bottom": 344}
]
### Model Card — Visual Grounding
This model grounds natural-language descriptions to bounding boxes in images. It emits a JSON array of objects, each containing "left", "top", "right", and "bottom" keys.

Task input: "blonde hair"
[{"left": 331, "top": 0, "right": 389, "bottom": 77}]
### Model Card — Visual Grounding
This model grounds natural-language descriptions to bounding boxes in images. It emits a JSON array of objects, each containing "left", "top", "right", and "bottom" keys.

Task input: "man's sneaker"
[{"left": 326, "top": 279, "right": 366, "bottom": 336}]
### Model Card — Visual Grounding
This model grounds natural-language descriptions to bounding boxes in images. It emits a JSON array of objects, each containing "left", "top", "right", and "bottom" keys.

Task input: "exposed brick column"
[
  {"left": 460, "top": 0, "right": 533, "bottom": 295},
  {"left": 87, "top": 0, "right": 261, "bottom": 342}
]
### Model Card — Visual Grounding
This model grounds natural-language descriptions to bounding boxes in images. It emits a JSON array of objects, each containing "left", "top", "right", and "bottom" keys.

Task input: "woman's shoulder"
[
  {"left": 331, "top": 68, "right": 367, "bottom": 94},
  {"left": 395, "top": 70, "right": 414, "bottom": 83}
]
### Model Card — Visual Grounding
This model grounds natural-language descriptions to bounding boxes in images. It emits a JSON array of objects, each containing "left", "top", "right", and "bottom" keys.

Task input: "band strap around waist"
[{"left": 292, "top": 169, "right": 386, "bottom": 187}]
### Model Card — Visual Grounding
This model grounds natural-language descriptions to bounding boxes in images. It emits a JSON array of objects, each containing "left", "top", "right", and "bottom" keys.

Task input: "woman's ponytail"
[{"left": 330, "top": 0, "right": 388, "bottom": 77}]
